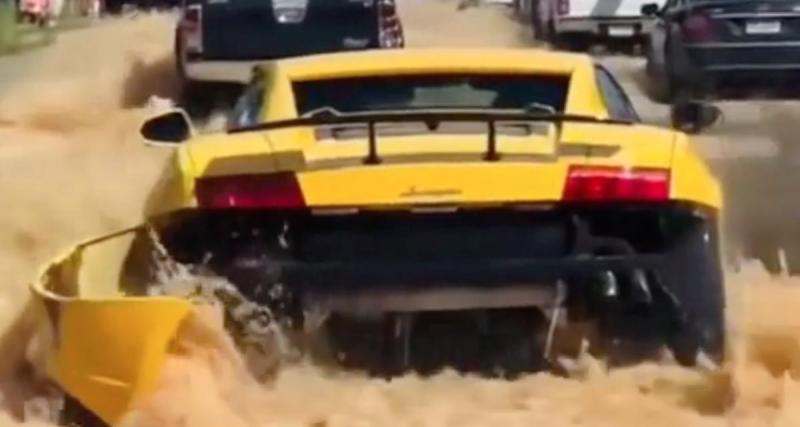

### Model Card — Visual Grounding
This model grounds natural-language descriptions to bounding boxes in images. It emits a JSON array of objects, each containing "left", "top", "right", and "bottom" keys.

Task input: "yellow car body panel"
[
  {"left": 144, "top": 48, "right": 721, "bottom": 218},
  {"left": 30, "top": 230, "right": 193, "bottom": 426}
]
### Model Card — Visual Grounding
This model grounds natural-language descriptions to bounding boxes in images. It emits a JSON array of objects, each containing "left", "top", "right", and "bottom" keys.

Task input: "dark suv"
[{"left": 643, "top": 0, "right": 800, "bottom": 101}]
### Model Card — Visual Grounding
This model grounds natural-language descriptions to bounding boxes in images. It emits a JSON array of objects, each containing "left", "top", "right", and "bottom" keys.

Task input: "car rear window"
[{"left": 291, "top": 74, "right": 571, "bottom": 116}]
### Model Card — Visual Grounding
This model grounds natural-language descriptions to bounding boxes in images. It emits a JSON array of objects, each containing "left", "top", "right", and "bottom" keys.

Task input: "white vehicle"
[{"left": 515, "top": 0, "right": 666, "bottom": 50}]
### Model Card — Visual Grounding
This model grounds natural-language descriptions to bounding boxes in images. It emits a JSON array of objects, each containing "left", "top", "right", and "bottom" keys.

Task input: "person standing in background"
[{"left": 19, "top": 0, "right": 50, "bottom": 27}]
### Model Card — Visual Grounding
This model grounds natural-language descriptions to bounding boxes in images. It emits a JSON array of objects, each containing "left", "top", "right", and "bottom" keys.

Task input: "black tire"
[
  {"left": 645, "top": 47, "right": 675, "bottom": 104},
  {"left": 660, "top": 218, "right": 726, "bottom": 366},
  {"left": 592, "top": 217, "right": 725, "bottom": 367},
  {"left": 60, "top": 395, "right": 106, "bottom": 427},
  {"left": 666, "top": 38, "right": 711, "bottom": 102}
]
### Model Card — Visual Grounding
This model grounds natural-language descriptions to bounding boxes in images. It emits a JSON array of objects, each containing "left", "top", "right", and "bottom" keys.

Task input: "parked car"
[
  {"left": 643, "top": 0, "right": 800, "bottom": 102},
  {"left": 516, "top": 0, "right": 666, "bottom": 50}
]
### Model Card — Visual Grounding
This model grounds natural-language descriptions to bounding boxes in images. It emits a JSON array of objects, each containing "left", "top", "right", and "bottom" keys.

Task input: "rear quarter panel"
[
  {"left": 561, "top": 122, "right": 721, "bottom": 210},
  {"left": 669, "top": 131, "right": 722, "bottom": 210}
]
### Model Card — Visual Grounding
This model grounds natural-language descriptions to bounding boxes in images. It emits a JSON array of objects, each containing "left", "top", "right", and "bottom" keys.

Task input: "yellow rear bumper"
[{"left": 30, "top": 228, "right": 193, "bottom": 426}]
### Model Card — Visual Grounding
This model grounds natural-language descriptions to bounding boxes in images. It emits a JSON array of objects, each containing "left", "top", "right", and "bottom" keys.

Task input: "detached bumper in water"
[{"left": 29, "top": 228, "right": 194, "bottom": 427}]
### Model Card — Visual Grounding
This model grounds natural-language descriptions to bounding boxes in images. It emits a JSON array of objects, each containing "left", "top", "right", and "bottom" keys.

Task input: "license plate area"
[
  {"left": 608, "top": 25, "right": 635, "bottom": 37},
  {"left": 746, "top": 20, "right": 782, "bottom": 34}
]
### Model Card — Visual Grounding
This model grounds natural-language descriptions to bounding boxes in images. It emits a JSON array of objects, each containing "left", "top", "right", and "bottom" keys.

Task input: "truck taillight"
[
  {"left": 562, "top": 166, "right": 670, "bottom": 202},
  {"left": 380, "top": 0, "right": 396, "bottom": 17},
  {"left": 378, "top": 0, "right": 404, "bottom": 47},
  {"left": 557, "top": 0, "right": 569, "bottom": 16},
  {"left": 196, "top": 173, "right": 306, "bottom": 209},
  {"left": 682, "top": 11, "right": 716, "bottom": 43},
  {"left": 181, "top": 5, "right": 203, "bottom": 54}
]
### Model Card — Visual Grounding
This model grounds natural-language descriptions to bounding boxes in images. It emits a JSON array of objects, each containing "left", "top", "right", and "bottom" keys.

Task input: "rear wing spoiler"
[{"left": 227, "top": 110, "right": 632, "bottom": 165}]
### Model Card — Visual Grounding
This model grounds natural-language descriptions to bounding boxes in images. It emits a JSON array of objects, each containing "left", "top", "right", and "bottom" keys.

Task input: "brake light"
[
  {"left": 378, "top": 0, "right": 403, "bottom": 47},
  {"left": 682, "top": 11, "right": 716, "bottom": 42},
  {"left": 557, "top": 0, "right": 569, "bottom": 16},
  {"left": 195, "top": 173, "right": 306, "bottom": 209},
  {"left": 181, "top": 5, "right": 203, "bottom": 54},
  {"left": 562, "top": 166, "right": 670, "bottom": 202}
]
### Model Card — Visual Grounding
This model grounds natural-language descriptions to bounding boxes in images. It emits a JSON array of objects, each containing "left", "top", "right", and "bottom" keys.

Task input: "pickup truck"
[
  {"left": 515, "top": 0, "right": 666, "bottom": 50},
  {"left": 175, "top": 0, "right": 404, "bottom": 114}
]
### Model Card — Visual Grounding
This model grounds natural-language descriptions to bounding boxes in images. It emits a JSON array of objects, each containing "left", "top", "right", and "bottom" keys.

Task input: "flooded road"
[{"left": 3, "top": 2, "right": 800, "bottom": 426}]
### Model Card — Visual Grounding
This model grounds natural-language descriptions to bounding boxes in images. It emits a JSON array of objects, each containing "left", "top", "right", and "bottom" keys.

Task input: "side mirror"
[
  {"left": 670, "top": 100, "right": 721, "bottom": 134},
  {"left": 641, "top": 3, "right": 660, "bottom": 16},
  {"left": 140, "top": 110, "right": 193, "bottom": 145}
]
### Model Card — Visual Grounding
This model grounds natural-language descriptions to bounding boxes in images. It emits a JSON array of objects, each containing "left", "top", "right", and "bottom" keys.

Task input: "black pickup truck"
[{"left": 175, "top": 0, "right": 404, "bottom": 112}]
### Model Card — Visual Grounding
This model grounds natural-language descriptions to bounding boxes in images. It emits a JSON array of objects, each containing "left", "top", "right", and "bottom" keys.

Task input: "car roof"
[{"left": 260, "top": 48, "right": 595, "bottom": 81}]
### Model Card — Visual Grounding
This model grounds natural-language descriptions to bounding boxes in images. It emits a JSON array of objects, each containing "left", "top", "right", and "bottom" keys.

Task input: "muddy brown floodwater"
[{"left": 3, "top": 1, "right": 800, "bottom": 426}]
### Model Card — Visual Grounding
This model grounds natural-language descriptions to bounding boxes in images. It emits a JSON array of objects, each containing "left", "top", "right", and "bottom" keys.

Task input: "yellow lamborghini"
[{"left": 30, "top": 48, "right": 724, "bottom": 426}]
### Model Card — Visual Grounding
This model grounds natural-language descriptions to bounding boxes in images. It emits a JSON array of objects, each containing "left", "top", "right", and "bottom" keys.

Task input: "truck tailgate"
[{"left": 199, "top": 0, "right": 380, "bottom": 60}]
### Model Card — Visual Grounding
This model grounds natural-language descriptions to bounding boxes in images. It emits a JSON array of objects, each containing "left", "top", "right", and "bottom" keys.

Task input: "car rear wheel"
[
  {"left": 592, "top": 217, "right": 726, "bottom": 367},
  {"left": 645, "top": 45, "right": 675, "bottom": 104},
  {"left": 660, "top": 218, "right": 726, "bottom": 366}
]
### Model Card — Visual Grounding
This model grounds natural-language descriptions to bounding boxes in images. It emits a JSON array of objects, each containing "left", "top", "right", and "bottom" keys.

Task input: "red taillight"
[
  {"left": 181, "top": 5, "right": 203, "bottom": 53},
  {"left": 196, "top": 173, "right": 306, "bottom": 209},
  {"left": 379, "top": 0, "right": 396, "bottom": 17},
  {"left": 378, "top": 0, "right": 403, "bottom": 47},
  {"left": 682, "top": 12, "right": 716, "bottom": 42},
  {"left": 562, "top": 166, "right": 670, "bottom": 202},
  {"left": 557, "top": 0, "right": 569, "bottom": 16}
]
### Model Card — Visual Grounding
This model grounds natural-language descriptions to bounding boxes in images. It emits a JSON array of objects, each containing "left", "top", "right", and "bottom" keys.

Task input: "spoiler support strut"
[
  {"left": 485, "top": 120, "right": 498, "bottom": 162},
  {"left": 366, "top": 121, "right": 380, "bottom": 165},
  {"left": 228, "top": 110, "right": 632, "bottom": 166}
]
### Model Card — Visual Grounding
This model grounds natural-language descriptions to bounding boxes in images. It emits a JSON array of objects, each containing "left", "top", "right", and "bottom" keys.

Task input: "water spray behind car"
[{"left": 141, "top": 226, "right": 312, "bottom": 381}]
